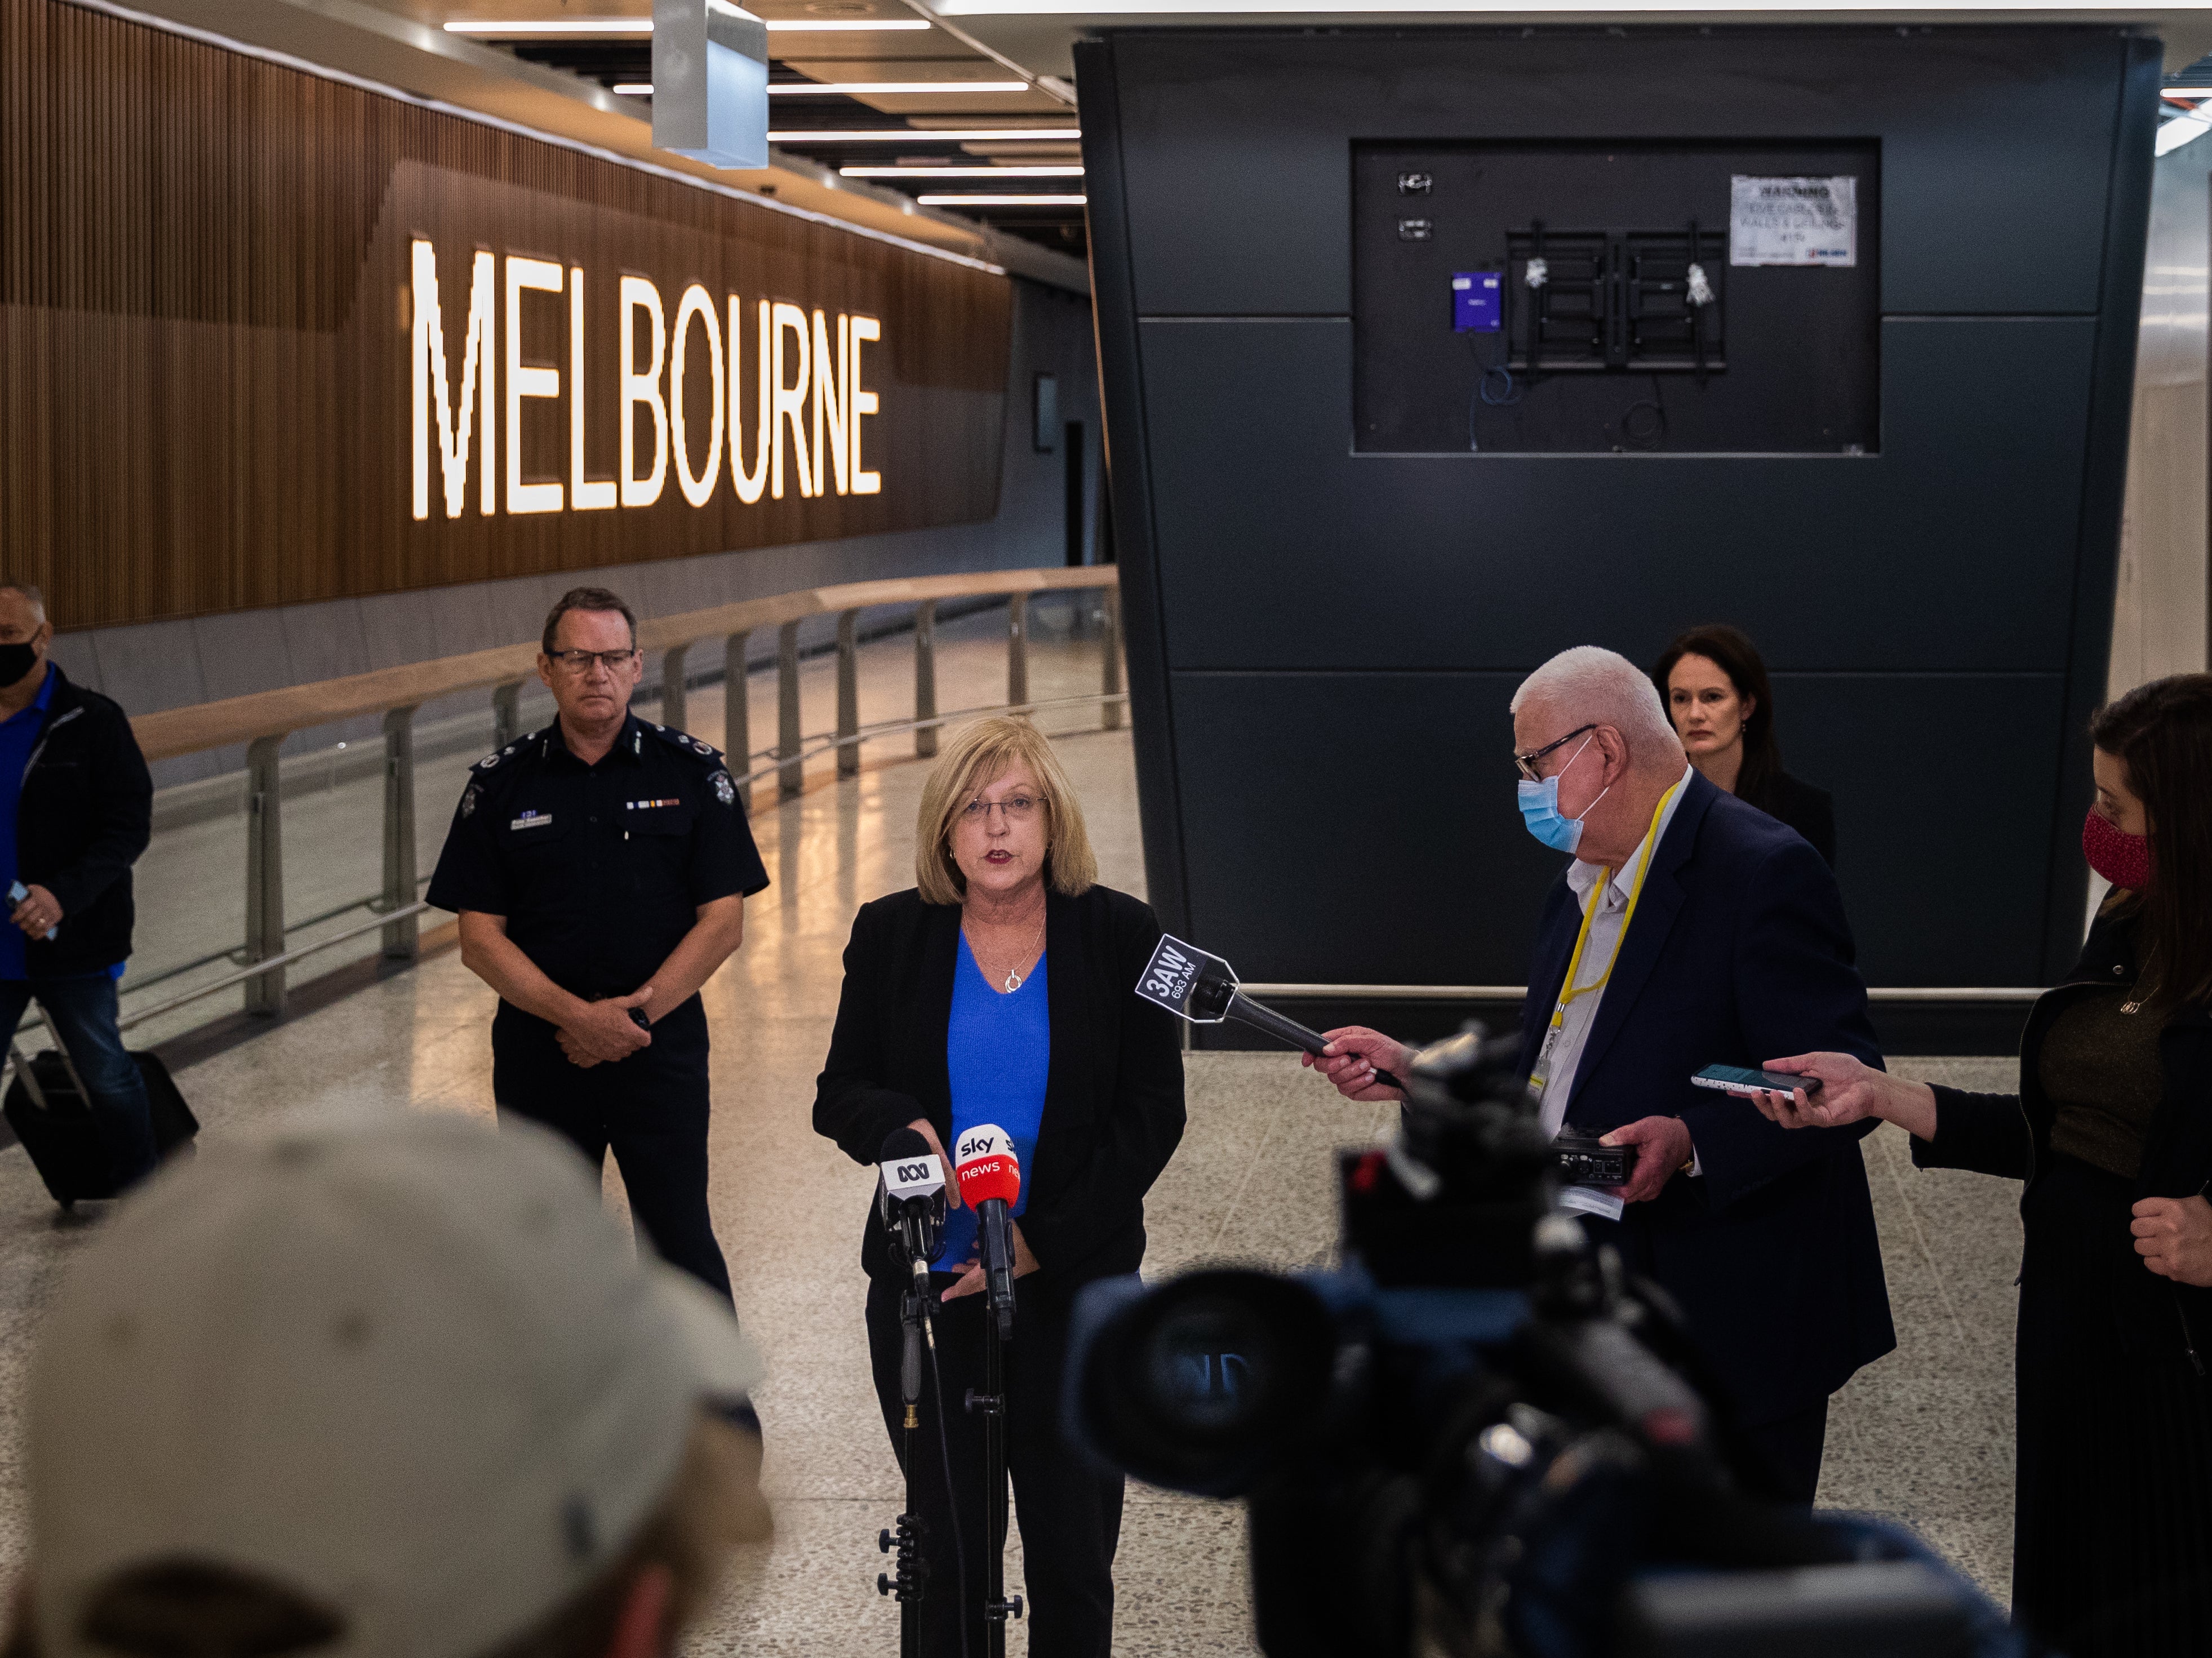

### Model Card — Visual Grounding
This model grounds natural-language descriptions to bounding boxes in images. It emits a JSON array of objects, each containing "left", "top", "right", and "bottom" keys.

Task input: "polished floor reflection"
[{"left": 0, "top": 702, "right": 2027, "bottom": 1654}]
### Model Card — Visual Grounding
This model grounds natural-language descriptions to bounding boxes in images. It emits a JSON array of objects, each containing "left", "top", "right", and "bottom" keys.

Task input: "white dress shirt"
[{"left": 1533, "top": 764, "right": 1696, "bottom": 1218}]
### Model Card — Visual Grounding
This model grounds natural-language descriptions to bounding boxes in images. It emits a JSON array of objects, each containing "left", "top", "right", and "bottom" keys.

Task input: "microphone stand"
[
  {"left": 966, "top": 1204, "right": 1024, "bottom": 1654},
  {"left": 880, "top": 1198, "right": 957, "bottom": 1658}
]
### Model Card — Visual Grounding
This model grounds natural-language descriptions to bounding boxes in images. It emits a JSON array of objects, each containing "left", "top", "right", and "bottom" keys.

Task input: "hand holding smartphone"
[
  {"left": 1691, "top": 1063, "right": 1823, "bottom": 1099},
  {"left": 9, "top": 881, "right": 56, "bottom": 941}
]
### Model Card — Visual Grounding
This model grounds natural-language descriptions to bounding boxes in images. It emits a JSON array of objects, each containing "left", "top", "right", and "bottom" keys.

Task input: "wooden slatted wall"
[{"left": 0, "top": 0, "right": 1013, "bottom": 630}]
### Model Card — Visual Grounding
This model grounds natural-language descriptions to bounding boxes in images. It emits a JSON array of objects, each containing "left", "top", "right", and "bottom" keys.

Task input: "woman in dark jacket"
[
  {"left": 1750, "top": 673, "right": 2212, "bottom": 1657},
  {"left": 1653, "top": 624, "right": 1836, "bottom": 868},
  {"left": 813, "top": 715, "right": 1186, "bottom": 1658}
]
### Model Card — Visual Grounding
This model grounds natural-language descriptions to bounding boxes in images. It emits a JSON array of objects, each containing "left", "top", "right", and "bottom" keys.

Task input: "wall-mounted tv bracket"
[{"left": 1505, "top": 220, "right": 1726, "bottom": 380}]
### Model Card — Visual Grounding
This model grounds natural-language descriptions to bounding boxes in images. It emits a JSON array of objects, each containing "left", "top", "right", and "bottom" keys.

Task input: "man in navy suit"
[{"left": 1309, "top": 645, "right": 1894, "bottom": 1503}]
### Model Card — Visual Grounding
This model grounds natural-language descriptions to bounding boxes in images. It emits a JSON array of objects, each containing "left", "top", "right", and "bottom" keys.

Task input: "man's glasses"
[
  {"left": 961, "top": 795, "right": 1040, "bottom": 823},
  {"left": 1513, "top": 723, "right": 1596, "bottom": 784},
  {"left": 548, "top": 648, "right": 639, "bottom": 674}
]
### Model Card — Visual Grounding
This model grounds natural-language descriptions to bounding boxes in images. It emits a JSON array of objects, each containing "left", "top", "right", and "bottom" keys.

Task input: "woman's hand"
[
  {"left": 2133, "top": 1195, "right": 2212, "bottom": 1287},
  {"left": 940, "top": 1220, "right": 1040, "bottom": 1300},
  {"left": 1753, "top": 1052, "right": 1939, "bottom": 1140},
  {"left": 1302, "top": 1027, "right": 1410, "bottom": 1102},
  {"left": 908, "top": 1117, "right": 959, "bottom": 1208}
]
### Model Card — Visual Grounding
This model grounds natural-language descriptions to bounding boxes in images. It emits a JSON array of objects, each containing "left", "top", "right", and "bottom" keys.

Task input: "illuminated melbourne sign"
[{"left": 408, "top": 237, "right": 882, "bottom": 521}]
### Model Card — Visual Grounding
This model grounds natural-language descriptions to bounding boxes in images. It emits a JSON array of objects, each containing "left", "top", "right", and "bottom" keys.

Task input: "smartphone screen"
[{"left": 1694, "top": 1064, "right": 1822, "bottom": 1095}]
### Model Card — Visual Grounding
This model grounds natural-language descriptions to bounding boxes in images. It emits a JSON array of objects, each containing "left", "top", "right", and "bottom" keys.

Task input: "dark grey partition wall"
[{"left": 1077, "top": 26, "right": 2157, "bottom": 999}]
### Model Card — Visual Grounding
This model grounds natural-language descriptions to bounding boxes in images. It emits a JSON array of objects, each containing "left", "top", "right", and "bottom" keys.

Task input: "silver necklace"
[{"left": 968, "top": 915, "right": 1045, "bottom": 993}]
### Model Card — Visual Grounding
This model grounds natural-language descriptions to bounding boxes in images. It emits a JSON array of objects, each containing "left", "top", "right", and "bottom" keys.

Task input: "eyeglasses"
[
  {"left": 1513, "top": 723, "right": 1597, "bottom": 784},
  {"left": 548, "top": 648, "right": 639, "bottom": 674},
  {"left": 961, "top": 795, "right": 1040, "bottom": 823}
]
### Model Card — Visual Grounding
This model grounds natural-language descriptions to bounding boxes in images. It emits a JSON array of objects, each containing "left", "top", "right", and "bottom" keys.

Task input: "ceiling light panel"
[
  {"left": 447, "top": 17, "right": 652, "bottom": 33},
  {"left": 770, "top": 127, "right": 1078, "bottom": 140},
  {"left": 916, "top": 192, "right": 1085, "bottom": 205},
  {"left": 444, "top": 15, "right": 932, "bottom": 33},
  {"left": 770, "top": 80, "right": 1031, "bottom": 92},
  {"left": 842, "top": 163, "right": 1082, "bottom": 175}
]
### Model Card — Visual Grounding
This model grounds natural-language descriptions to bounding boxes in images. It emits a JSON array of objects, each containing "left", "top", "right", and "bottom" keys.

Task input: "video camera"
[{"left": 1065, "top": 1024, "right": 2029, "bottom": 1658}]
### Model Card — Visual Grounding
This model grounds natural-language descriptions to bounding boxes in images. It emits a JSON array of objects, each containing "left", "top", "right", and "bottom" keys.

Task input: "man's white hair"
[{"left": 1511, "top": 646, "right": 1680, "bottom": 762}]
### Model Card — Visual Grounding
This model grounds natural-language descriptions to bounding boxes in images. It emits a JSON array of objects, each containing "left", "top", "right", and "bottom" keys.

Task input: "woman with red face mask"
[{"left": 1746, "top": 673, "right": 2212, "bottom": 1657}]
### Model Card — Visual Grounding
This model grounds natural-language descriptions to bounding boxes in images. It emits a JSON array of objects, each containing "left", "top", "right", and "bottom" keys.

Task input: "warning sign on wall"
[{"left": 1729, "top": 176, "right": 1858, "bottom": 268}]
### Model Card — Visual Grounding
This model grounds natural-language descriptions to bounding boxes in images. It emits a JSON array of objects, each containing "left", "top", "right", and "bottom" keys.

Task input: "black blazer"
[
  {"left": 1912, "top": 904, "right": 2212, "bottom": 1362},
  {"left": 1740, "top": 768, "right": 1836, "bottom": 870},
  {"left": 814, "top": 883, "right": 1187, "bottom": 1286},
  {"left": 16, "top": 666, "right": 152, "bottom": 976},
  {"left": 1517, "top": 771, "right": 1894, "bottom": 1425}
]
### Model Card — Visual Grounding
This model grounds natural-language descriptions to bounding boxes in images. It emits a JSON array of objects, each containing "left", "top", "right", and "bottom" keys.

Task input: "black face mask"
[{"left": 0, "top": 643, "right": 39, "bottom": 687}]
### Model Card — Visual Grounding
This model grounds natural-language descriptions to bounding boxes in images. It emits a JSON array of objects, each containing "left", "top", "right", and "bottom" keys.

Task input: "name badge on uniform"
[{"left": 510, "top": 810, "right": 553, "bottom": 830}]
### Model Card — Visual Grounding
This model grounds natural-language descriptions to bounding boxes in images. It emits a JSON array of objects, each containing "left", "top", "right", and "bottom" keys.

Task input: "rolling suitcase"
[{"left": 3, "top": 1035, "right": 198, "bottom": 1208}]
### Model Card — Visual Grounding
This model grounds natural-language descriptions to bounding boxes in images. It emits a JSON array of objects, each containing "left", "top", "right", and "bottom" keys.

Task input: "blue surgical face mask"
[{"left": 1517, "top": 733, "right": 1607, "bottom": 854}]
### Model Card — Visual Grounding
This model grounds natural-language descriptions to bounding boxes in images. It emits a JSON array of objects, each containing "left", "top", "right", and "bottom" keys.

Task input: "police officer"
[{"left": 427, "top": 585, "right": 767, "bottom": 1302}]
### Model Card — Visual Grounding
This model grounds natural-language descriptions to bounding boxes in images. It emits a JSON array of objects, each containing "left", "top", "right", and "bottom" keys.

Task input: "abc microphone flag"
[{"left": 954, "top": 1124, "right": 1021, "bottom": 1208}]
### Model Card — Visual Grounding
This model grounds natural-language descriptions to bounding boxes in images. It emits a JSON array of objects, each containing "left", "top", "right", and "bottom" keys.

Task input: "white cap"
[{"left": 26, "top": 1110, "right": 767, "bottom": 1658}]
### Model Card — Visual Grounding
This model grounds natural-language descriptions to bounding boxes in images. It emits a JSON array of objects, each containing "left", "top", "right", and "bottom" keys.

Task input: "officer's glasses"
[
  {"left": 961, "top": 795, "right": 1040, "bottom": 824},
  {"left": 549, "top": 648, "right": 639, "bottom": 675}
]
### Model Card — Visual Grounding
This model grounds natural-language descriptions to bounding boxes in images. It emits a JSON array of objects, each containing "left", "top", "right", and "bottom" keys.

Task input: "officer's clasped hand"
[{"left": 555, "top": 989, "right": 656, "bottom": 1069}]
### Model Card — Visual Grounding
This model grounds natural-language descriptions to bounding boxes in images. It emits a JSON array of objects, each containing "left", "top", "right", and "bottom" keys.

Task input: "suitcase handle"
[
  {"left": 7, "top": 1037, "right": 50, "bottom": 1112},
  {"left": 8, "top": 1002, "right": 94, "bottom": 1113}
]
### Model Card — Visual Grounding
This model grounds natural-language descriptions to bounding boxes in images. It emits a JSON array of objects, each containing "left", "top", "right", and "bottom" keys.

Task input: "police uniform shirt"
[{"left": 426, "top": 715, "right": 769, "bottom": 999}]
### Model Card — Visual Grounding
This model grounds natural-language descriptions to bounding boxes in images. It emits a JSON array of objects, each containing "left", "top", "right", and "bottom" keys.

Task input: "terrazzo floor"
[{"left": 0, "top": 705, "right": 2031, "bottom": 1654}]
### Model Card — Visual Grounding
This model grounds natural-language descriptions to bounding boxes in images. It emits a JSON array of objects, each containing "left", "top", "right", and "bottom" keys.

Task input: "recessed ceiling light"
[
  {"left": 843, "top": 164, "right": 1082, "bottom": 176},
  {"left": 770, "top": 81, "right": 1031, "bottom": 94},
  {"left": 772, "top": 127, "right": 1079, "bottom": 141},
  {"left": 767, "top": 16, "right": 932, "bottom": 26},
  {"left": 612, "top": 82, "right": 653, "bottom": 95},
  {"left": 916, "top": 193, "right": 1086, "bottom": 206}
]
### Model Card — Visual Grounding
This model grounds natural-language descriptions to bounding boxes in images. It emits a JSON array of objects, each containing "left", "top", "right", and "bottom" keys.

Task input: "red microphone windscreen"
[{"left": 953, "top": 1123, "right": 1022, "bottom": 1207}]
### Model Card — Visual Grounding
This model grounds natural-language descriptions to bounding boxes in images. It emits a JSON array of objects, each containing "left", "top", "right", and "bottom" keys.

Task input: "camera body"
[
  {"left": 1552, "top": 1132, "right": 1636, "bottom": 1189},
  {"left": 1065, "top": 1025, "right": 2023, "bottom": 1658}
]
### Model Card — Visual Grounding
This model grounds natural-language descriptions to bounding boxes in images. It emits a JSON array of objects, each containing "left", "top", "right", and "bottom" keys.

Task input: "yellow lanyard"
[{"left": 1538, "top": 775, "right": 1685, "bottom": 1058}]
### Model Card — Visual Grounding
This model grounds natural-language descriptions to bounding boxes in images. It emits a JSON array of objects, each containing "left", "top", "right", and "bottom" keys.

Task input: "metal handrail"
[
  {"left": 111, "top": 905, "right": 433, "bottom": 1034},
  {"left": 1238, "top": 983, "right": 2050, "bottom": 1004},
  {"left": 37, "top": 566, "right": 1123, "bottom": 1035},
  {"left": 735, "top": 691, "right": 1127, "bottom": 789}
]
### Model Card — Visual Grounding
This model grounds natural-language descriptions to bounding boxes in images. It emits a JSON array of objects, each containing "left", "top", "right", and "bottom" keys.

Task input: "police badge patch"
[
  {"left": 461, "top": 784, "right": 479, "bottom": 819},
  {"left": 710, "top": 770, "right": 736, "bottom": 808}
]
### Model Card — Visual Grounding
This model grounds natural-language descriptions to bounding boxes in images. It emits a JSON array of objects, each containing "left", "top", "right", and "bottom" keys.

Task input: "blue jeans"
[{"left": 1, "top": 975, "right": 158, "bottom": 1186}]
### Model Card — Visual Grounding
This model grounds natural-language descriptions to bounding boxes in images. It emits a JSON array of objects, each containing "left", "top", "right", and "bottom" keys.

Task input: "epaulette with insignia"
[
  {"left": 653, "top": 726, "right": 725, "bottom": 765},
  {"left": 470, "top": 727, "right": 550, "bottom": 775}
]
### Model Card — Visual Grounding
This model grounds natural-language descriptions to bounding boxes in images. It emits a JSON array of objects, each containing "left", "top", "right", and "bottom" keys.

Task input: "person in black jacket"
[
  {"left": 814, "top": 715, "right": 1185, "bottom": 1658},
  {"left": 1753, "top": 672, "right": 2212, "bottom": 1656},
  {"left": 1653, "top": 624, "right": 1837, "bottom": 868},
  {"left": 0, "top": 581, "right": 157, "bottom": 1185}
]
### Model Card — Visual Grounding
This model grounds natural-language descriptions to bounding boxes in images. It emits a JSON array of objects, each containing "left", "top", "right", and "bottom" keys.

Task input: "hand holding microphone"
[{"left": 1304, "top": 1026, "right": 1415, "bottom": 1102}]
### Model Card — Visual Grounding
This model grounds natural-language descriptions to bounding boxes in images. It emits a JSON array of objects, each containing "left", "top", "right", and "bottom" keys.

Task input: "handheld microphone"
[
  {"left": 878, "top": 1127, "right": 948, "bottom": 1275},
  {"left": 1134, "top": 933, "right": 1406, "bottom": 1092},
  {"left": 953, "top": 1123, "right": 1021, "bottom": 1339}
]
